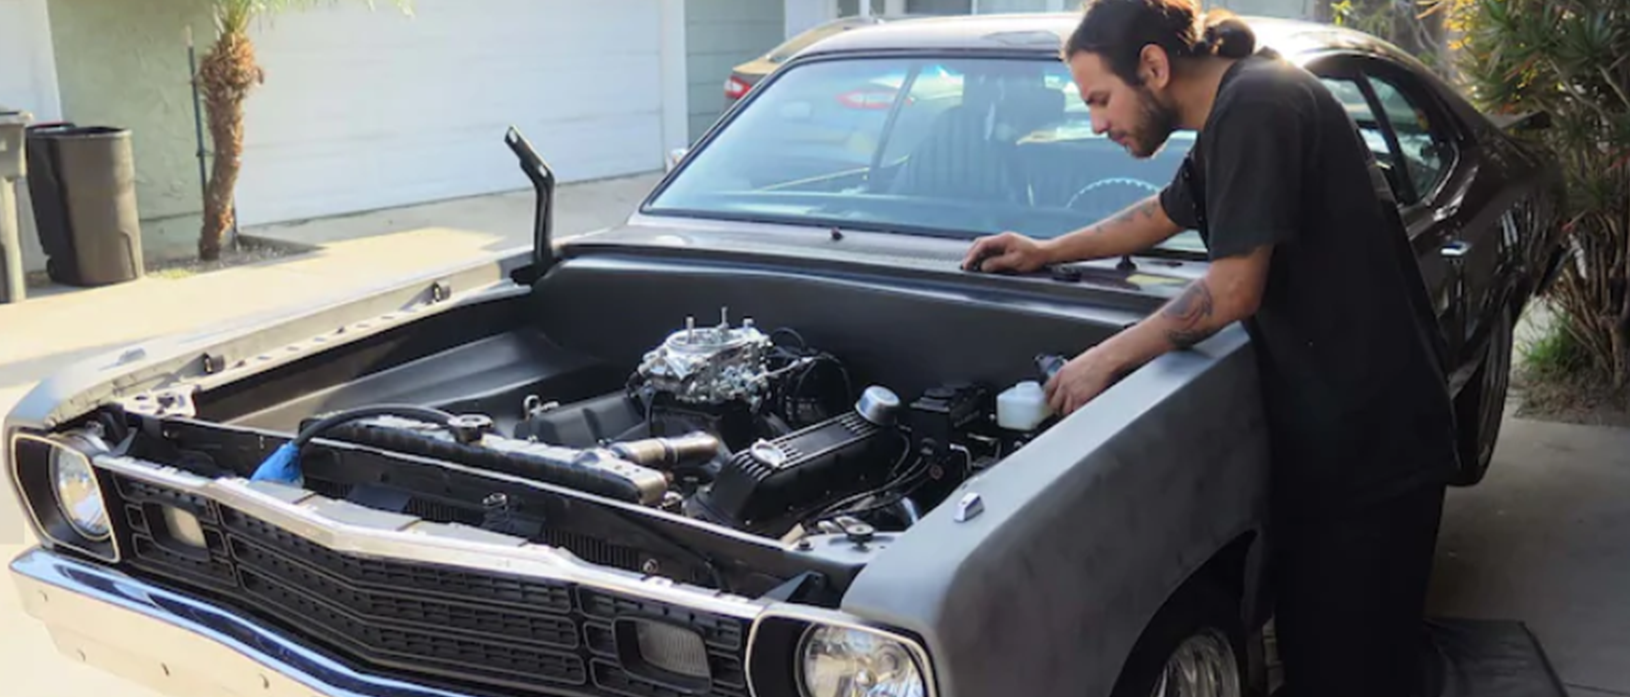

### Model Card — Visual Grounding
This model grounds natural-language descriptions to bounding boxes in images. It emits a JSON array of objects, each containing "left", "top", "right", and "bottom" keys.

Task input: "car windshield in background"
[{"left": 646, "top": 55, "right": 1206, "bottom": 255}]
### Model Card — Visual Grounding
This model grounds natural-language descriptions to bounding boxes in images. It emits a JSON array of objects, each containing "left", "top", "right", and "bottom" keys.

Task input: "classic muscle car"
[{"left": 7, "top": 12, "right": 1564, "bottom": 697}]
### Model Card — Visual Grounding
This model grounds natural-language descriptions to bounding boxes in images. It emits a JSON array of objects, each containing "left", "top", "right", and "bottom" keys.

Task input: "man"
[{"left": 962, "top": 1, "right": 1460, "bottom": 695}]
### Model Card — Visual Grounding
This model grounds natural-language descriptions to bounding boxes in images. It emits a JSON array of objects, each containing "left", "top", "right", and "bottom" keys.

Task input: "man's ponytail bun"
[
  {"left": 1064, "top": 1, "right": 1259, "bottom": 86},
  {"left": 1198, "top": 10, "right": 1256, "bottom": 59}
]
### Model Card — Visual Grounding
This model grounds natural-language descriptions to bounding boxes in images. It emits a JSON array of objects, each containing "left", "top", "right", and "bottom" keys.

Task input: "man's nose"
[{"left": 1090, "top": 111, "right": 1109, "bottom": 135}]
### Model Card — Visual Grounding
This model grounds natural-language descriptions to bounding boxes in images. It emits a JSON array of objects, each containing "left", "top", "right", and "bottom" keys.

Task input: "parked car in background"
[
  {"left": 8, "top": 12, "right": 1565, "bottom": 697},
  {"left": 724, "top": 14, "right": 917, "bottom": 104}
]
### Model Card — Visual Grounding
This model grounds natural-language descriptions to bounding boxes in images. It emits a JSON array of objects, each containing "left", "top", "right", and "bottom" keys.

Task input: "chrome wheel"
[{"left": 1148, "top": 628, "right": 1241, "bottom": 697}]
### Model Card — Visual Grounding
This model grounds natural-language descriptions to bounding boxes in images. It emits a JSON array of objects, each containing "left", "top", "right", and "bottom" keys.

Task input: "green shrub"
[
  {"left": 1440, "top": 0, "right": 1630, "bottom": 385},
  {"left": 1522, "top": 311, "right": 1590, "bottom": 378}
]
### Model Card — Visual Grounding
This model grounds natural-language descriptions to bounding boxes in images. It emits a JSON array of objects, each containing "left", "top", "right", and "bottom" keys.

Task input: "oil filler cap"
[{"left": 855, "top": 385, "right": 902, "bottom": 426}]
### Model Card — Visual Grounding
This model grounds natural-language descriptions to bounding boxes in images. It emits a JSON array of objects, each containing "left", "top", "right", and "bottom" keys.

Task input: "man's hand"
[
  {"left": 1044, "top": 345, "right": 1133, "bottom": 416},
  {"left": 962, "top": 232, "right": 1054, "bottom": 273},
  {"left": 960, "top": 197, "right": 1184, "bottom": 273},
  {"left": 1045, "top": 244, "right": 1276, "bottom": 417}
]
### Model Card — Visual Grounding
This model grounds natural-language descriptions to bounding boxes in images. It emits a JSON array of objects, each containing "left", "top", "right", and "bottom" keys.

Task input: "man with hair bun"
[{"left": 963, "top": 1, "right": 1459, "bottom": 695}]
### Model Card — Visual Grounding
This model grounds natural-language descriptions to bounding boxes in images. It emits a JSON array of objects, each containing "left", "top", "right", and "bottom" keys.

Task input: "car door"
[{"left": 1306, "top": 53, "right": 1482, "bottom": 369}]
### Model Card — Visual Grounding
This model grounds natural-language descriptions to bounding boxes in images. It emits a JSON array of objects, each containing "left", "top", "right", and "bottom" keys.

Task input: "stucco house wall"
[
  {"left": 685, "top": 0, "right": 787, "bottom": 142},
  {"left": 0, "top": 0, "right": 64, "bottom": 274},
  {"left": 45, "top": 0, "right": 218, "bottom": 266}
]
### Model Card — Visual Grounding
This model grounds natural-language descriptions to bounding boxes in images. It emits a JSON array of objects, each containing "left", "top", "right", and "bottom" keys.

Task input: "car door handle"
[{"left": 1435, "top": 199, "right": 1464, "bottom": 223}]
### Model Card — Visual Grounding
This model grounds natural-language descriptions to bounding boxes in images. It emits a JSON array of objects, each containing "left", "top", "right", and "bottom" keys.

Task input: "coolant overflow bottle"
[{"left": 997, "top": 381, "right": 1051, "bottom": 432}]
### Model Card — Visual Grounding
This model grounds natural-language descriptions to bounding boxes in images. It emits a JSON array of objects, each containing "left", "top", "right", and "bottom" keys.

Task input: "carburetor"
[{"left": 635, "top": 308, "right": 775, "bottom": 408}]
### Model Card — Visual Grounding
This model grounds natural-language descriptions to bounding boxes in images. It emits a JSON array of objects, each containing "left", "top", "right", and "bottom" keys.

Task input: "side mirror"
[{"left": 666, "top": 147, "right": 689, "bottom": 173}]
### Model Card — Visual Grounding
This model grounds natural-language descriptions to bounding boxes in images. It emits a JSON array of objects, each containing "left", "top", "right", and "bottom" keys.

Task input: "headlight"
[
  {"left": 799, "top": 625, "right": 926, "bottom": 697},
  {"left": 10, "top": 426, "right": 120, "bottom": 562},
  {"left": 50, "top": 446, "right": 109, "bottom": 540}
]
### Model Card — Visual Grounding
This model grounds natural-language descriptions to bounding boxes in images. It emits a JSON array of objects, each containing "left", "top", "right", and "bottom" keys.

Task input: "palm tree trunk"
[{"left": 196, "top": 27, "right": 262, "bottom": 261}]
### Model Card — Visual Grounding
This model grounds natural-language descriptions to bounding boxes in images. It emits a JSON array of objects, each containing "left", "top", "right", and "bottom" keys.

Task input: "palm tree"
[
  {"left": 1443, "top": 0, "right": 1630, "bottom": 384},
  {"left": 195, "top": 0, "right": 412, "bottom": 261}
]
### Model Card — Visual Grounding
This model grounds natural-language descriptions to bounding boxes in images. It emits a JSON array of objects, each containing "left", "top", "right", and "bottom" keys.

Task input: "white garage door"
[
  {"left": 0, "top": 0, "right": 62, "bottom": 121},
  {"left": 237, "top": 0, "right": 667, "bottom": 226}
]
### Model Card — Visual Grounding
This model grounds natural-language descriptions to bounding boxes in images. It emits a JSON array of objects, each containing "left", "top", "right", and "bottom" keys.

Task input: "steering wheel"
[{"left": 1064, "top": 177, "right": 1162, "bottom": 214}]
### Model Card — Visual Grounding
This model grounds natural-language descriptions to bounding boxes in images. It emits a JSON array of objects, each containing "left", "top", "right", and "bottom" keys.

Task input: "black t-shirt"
[{"left": 1158, "top": 50, "right": 1461, "bottom": 514}]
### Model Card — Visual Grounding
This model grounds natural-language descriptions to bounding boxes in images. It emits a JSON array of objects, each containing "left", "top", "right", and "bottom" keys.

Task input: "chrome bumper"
[{"left": 9, "top": 546, "right": 481, "bottom": 697}]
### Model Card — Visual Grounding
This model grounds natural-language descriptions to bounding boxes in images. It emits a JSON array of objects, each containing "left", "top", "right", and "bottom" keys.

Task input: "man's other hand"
[
  {"left": 1044, "top": 346, "right": 1130, "bottom": 417},
  {"left": 962, "top": 232, "right": 1053, "bottom": 273}
]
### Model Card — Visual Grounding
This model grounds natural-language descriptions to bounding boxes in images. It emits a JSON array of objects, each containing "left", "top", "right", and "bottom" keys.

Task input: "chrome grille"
[{"left": 108, "top": 472, "right": 751, "bottom": 697}]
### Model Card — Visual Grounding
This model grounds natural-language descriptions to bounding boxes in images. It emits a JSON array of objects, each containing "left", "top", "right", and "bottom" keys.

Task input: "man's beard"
[{"left": 1122, "top": 86, "right": 1180, "bottom": 159}]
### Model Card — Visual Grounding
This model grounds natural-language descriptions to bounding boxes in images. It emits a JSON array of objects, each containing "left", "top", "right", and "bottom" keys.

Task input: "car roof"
[{"left": 794, "top": 12, "right": 1412, "bottom": 66}]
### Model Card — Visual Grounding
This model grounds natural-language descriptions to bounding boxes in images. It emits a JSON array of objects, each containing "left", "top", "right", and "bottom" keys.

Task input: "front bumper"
[{"left": 10, "top": 546, "right": 478, "bottom": 697}]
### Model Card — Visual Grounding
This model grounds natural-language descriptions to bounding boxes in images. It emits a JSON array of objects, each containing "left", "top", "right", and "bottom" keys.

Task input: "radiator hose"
[{"left": 250, "top": 404, "right": 457, "bottom": 485}]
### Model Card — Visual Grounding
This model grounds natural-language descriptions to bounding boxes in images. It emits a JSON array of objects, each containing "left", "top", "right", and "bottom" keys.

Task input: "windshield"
[{"left": 646, "top": 55, "right": 1206, "bottom": 255}]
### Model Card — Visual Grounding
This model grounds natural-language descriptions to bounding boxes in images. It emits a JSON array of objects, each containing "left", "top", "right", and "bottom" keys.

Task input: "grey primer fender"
[{"left": 845, "top": 325, "right": 1270, "bottom": 697}]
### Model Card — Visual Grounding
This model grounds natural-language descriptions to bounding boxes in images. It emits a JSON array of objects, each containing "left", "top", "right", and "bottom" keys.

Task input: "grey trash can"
[{"left": 25, "top": 123, "right": 144, "bottom": 287}]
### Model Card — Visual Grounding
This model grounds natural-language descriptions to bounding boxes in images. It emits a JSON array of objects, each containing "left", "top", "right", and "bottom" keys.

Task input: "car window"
[
  {"left": 648, "top": 56, "right": 1200, "bottom": 254},
  {"left": 873, "top": 64, "right": 967, "bottom": 163},
  {"left": 1364, "top": 72, "right": 1451, "bottom": 202},
  {"left": 1320, "top": 78, "right": 1386, "bottom": 151},
  {"left": 1319, "top": 75, "right": 1418, "bottom": 204}
]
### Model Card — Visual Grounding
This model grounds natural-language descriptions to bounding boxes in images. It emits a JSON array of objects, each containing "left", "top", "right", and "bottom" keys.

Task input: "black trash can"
[{"left": 25, "top": 123, "right": 144, "bottom": 287}]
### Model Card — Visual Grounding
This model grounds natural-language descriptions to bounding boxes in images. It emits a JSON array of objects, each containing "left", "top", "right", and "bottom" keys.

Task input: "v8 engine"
[{"left": 302, "top": 309, "right": 1057, "bottom": 542}]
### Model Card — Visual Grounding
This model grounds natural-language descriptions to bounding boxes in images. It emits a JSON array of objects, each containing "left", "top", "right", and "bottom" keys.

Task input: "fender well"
[
  {"left": 1103, "top": 529, "right": 1266, "bottom": 697},
  {"left": 1193, "top": 530, "right": 1259, "bottom": 614}
]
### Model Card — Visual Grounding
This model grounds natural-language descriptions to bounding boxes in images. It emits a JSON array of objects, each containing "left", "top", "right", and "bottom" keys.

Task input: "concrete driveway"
[{"left": 1428, "top": 412, "right": 1630, "bottom": 696}]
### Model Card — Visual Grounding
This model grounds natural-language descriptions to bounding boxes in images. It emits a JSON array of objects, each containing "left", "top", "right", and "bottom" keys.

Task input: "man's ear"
[{"left": 1138, "top": 44, "right": 1172, "bottom": 90}]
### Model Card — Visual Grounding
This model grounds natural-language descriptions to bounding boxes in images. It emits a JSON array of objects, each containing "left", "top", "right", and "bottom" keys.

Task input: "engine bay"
[
  {"left": 279, "top": 308, "right": 1063, "bottom": 548},
  {"left": 70, "top": 291, "right": 1094, "bottom": 603}
]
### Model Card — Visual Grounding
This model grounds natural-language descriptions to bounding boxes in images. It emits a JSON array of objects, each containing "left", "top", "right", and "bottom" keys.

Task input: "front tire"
[
  {"left": 1111, "top": 580, "right": 1248, "bottom": 697},
  {"left": 1451, "top": 304, "right": 1514, "bottom": 486}
]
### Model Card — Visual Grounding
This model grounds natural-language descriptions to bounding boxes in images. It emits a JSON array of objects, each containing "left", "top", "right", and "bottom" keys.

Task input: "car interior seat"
[{"left": 885, "top": 72, "right": 1064, "bottom": 205}]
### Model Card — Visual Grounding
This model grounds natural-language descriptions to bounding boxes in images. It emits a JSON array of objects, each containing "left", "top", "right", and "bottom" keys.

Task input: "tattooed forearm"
[
  {"left": 1112, "top": 198, "right": 1161, "bottom": 227},
  {"left": 1047, "top": 195, "right": 1181, "bottom": 262},
  {"left": 1160, "top": 280, "right": 1221, "bottom": 349},
  {"left": 1079, "top": 197, "right": 1161, "bottom": 238}
]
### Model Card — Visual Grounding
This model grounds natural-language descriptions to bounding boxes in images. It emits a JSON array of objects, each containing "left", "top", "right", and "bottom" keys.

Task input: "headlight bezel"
[
  {"left": 8, "top": 426, "right": 122, "bottom": 563},
  {"left": 747, "top": 608, "right": 937, "bottom": 697}
]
